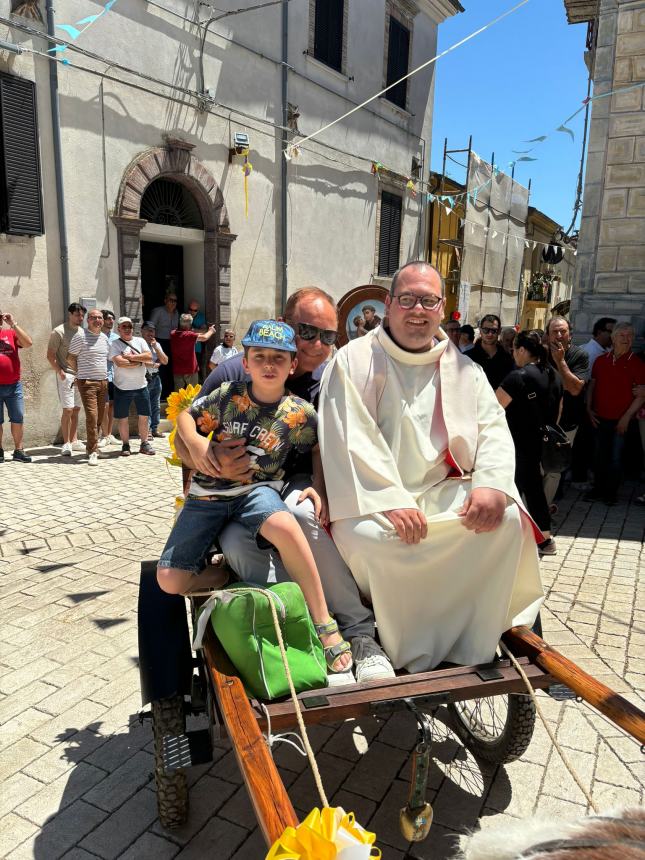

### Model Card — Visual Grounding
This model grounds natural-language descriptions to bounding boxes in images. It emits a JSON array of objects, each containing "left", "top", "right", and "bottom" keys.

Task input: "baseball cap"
[
  {"left": 141, "top": 320, "right": 156, "bottom": 329},
  {"left": 241, "top": 320, "right": 297, "bottom": 353},
  {"left": 117, "top": 316, "right": 132, "bottom": 326}
]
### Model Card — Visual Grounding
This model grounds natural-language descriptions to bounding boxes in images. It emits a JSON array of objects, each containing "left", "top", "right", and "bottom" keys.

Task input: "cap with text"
[{"left": 241, "top": 320, "right": 297, "bottom": 353}]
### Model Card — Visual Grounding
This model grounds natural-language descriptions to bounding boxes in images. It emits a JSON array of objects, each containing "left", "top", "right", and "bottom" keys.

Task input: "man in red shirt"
[
  {"left": 586, "top": 322, "right": 645, "bottom": 505},
  {"left": 170, "top": 314, "right": 216, "bottom": 390},
  {"left": 0, "top": 311, "right": 33, "bottom": 463}
]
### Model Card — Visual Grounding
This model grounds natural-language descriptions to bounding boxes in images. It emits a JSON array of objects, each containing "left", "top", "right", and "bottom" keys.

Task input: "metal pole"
[
  {"left": 478, "top": 151, "right": 494, "bottom": 320},
  {"left": 280, "top": 0, "right": 288, "bottom": 311},
  {"left": 46, "top": 0, "right": 71, "bottom": 314}
]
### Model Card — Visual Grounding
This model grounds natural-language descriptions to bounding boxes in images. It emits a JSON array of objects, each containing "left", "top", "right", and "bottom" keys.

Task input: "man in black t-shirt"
[
  {"left": 467, "top": 314, "right": 515, "bottom": 390},
  {"left": 543, "top": 316, "right": 589, "bottom": 505}
]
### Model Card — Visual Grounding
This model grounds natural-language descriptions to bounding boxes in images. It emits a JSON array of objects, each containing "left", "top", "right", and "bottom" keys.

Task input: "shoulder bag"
[{"left": 525, "top": 378, "right": 572, "bottom": 474}]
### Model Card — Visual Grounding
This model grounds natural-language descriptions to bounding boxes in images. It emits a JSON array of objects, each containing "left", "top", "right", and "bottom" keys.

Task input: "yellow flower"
[{"left": 165, "top": 384, "right": 202, "bottom": 465}]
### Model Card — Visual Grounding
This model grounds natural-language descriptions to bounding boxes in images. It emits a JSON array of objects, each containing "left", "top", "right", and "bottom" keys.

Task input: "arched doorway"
[{"left": 112, "top": 138, "right": 236, "bottom": 332}]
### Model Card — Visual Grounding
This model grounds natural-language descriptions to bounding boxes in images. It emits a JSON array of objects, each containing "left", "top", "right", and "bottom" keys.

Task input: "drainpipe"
[
  {"left": 46, "top": 0, "right": 71, "bottom": 313},
  {"left": 280, "top": 0, "right": 288, "bottom": 310}
]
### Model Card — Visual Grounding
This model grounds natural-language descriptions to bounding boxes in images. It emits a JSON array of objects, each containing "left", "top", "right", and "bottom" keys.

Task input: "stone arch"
[{"left": 112, "top": 138, "right": 236, "bottom": 331}]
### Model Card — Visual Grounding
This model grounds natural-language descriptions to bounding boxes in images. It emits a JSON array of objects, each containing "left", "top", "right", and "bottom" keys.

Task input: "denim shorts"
[
  {"left": 0, "top": 381, "right": 24, "bottom": 424},
  {"left": 158, "top": 485, "right": 288, "bottom": 574},
  {"left": 113, "top": 385, "right": 150, "bottom": 419}
]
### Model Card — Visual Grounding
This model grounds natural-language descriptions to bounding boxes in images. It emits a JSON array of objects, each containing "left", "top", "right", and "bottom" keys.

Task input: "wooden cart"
[{"left": 138, "top": 561, "right": 645, "bottom": 849}]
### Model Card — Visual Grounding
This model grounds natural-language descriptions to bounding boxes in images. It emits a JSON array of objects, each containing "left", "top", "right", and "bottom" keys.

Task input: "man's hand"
[
  {"left": 587, "top": 407, "right": 599, "bottom": 429},
  {"left": 297, "top": 486, "right": 329, "bottom": 527},
  {"left": 384, "top": 508, "right": 427, "bottom": 544},
  {"left": 58, "top": 369, "right": 66, "bottom": 381},
  {"left": 2, "top": 312, "right": 14, "bottom": 327},
  {"left": 212, "top": 437, "right": 253, "bottom": 482},
  {"left": 549, "top": 341, "right": 565, "bottom": 366},
  {"left": 616, "top": 414, "right": 630, "bottom": 435},
  {"left": 458, "top": 488, "right": 506, "bottom": 534}
]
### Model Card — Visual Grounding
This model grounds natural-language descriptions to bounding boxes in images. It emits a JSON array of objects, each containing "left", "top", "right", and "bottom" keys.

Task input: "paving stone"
[
  {"left": 29, "top": 699, "right": 109, "bottom": 747},
  {"left": 8, "top": 800, "right": 107, "bottom": 860},
  {"left": 16, "top": 762, "right": 108, "bottom": 827},
  {"left": 0, "top": 812, "right": 39, "bottom": 856},
  {"left": 343, "top": 741, "right": 409, "bottom": 802},
  {"left": 0, "top": 736, "right": 51, "bottom": 781},
  {"left": 82, "top": 750, "right": 154, "bottom": 812},
  {"left": 80, "top": 787, "right": 159, "bottom": 858},
  {"left": 118, "top": 831, "right": 180, "bottom": 859},
  {"left": 173, "top": 816, "right": 248, "bottom": 859},
  {"left": 0, "top": 772, "right": 43, "bottom": 818}
]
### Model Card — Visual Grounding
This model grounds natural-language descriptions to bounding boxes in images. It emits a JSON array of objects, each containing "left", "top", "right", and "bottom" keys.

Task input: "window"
[
  {"left": 378, "top": 191, "right": 402, "bottom": 277},
  {"left": 0, "top": 73, "right": 44, "bottom": 236},
  {"left": 385, "top": 16, "right": 410, "bottom": 109},
  {"left": 313, "top": 0, "right": 344, "bottom": 72}
]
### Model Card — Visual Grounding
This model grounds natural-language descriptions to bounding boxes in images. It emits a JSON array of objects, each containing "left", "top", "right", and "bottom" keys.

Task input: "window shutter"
[
  {"left": 0, "top": 73, "right": 44, "bottom": 236},
  {"left": 386, "top": 17, "right": 410, "bottom": 110},
  {"left": 314, "top": 0, "right": 344, "bottom": 72},
  {"left": 378, "top": 191, "right": 402, "bottom": 277}
]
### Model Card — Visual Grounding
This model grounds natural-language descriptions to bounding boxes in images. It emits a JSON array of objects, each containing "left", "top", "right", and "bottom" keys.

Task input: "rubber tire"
[
  {"left": 151, "top": 695, "right": 189, "bottom": 828},
  {"left": 448, "top": 693, "right": 536, "bottom": 764}
]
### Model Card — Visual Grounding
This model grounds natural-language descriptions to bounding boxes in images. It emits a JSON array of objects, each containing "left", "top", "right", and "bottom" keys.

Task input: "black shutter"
[
  {"left": 0, "top": 73, "right": 44, "bottom": 236},
  {"left": 386, "top": 17, "right": 410, "bottom": 109},
  {"left": 378, "top": 191, "right": 402, "bottom": 277},
  {"left": 314, "top": 0, "right": 344, "bottom": 72}
]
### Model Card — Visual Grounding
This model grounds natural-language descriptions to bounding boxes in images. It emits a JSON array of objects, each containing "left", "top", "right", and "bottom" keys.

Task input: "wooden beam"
[{"left": 504, "top": 626, "right": 645, "bottom": 745}]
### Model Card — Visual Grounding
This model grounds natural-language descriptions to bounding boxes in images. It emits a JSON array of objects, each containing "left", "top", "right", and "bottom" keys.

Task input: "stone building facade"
[{"left": 564, "top": 0, "right": 645, "bottom": 342}]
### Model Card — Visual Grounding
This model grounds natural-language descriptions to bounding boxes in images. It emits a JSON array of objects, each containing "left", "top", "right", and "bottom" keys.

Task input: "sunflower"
[{"left": 165, "top": 384, "right": 202, "bottom": 465}]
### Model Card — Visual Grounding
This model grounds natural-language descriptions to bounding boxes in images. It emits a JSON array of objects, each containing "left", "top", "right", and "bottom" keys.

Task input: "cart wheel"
[
  {"left": 151, "top": 695, "right": 189, "bottom": 828},
  {"left": 448, "top": 693, "right": 536, "bottom": 764}
]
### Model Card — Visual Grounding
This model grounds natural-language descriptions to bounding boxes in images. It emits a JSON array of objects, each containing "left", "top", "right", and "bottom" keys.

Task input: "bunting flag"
[
  {"left": 50, "top": 0, "right": 118, "bottom": 56},
  {"left": 406, "top": 178, "right": 417, "bottom": 198}
]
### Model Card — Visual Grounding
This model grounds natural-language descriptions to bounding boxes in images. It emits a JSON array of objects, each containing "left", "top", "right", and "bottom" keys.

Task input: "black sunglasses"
[
  {"left": 294, "top": 322, "right": 337, "bottom": 346},
  {"left": 481, "top": 327, "right": 500, "bottom": 335}
]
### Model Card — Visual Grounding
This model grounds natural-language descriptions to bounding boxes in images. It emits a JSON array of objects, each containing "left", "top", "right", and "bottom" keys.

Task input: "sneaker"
[
  {"left": 538, "top": 538, "right": 557, "bottom": 556},
  {"left": 152, "top": 430, "right": 166, "bottom": 438},
  {"left": 0, "top": 448, "right": 4, "bottom": 463},
  {"left": 71, "top": 440, "right": 85, "bottom": 452},
  {"left": 350, "top": 635, "right": 396, "bottom": 683},
  {"left": 140, "top": 441, "right": 155, "bottom": 456},
  {"left": 121, "top": 443, "right": 131, "bottom": 457},
  {"left": 97, "top": 437, "right": 108, "bottom": 449},
  {"left": 12, "top": 449, "right": 32, "bottom": 463},
  {"left": 88, "top": 452, "right": 99, "bottom": 466},
  {"left": 106, "top": 434, "right": 118, "bottom": 446},
  {"left": 61, "top": 442, "right": 73, "bottom": 457},
  {"left": 326, "top": 669, "right": 357, "bottom": 687}
]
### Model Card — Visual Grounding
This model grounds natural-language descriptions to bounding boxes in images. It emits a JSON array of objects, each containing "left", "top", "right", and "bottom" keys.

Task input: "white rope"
[
  {"left": 285, "top": 0, "right": 532, "bottom": 158},
  {"left": 499, "top": 641, "right": 600, "bottom": 813},
  {"left": 261, "top": 702, "right": 307, "bottom": 757}
]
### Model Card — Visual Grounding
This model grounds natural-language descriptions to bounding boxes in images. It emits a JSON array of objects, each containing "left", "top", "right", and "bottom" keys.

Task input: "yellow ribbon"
[{"left": 266, "top": 808, "right": 381, "bottom": 859}]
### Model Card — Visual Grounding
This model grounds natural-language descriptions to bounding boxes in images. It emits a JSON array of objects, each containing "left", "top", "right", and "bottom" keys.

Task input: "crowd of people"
[{"left": 0, "top": 296, "right": 239, "bottom": 466}]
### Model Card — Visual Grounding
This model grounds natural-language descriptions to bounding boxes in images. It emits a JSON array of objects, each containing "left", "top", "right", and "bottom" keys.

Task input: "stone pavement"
[{"left": 0, "top": 442, "right": 643, "bottom": 859}]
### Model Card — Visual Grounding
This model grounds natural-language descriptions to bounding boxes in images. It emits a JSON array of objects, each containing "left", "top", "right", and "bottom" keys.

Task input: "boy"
[{"left": 157, "top": 320, "right": 351, "bottom": 674}]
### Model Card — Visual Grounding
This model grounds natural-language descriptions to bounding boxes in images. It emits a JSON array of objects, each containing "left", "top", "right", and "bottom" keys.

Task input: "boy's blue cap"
[{"left": 241, "top": 320, "right": 297, "bottom": 352}]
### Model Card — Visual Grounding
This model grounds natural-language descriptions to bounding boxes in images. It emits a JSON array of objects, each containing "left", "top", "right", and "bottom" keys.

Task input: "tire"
[
  {"left": 151, "top": 695, "right": 189, "bottom": 828},
  {"left": 448, "top": 693, "right": 536, "bottom": 764}
]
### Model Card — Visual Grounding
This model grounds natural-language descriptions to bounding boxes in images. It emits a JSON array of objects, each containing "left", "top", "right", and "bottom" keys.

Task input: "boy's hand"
[
  {"left": 186, "top": 435, "right": 221, "bottom": 478},
  {"left": 297, "top": 486, "right": 329, "bottom": 527},
  {"left": 212, "top": 437, "right": 253, "bottom": 481}
]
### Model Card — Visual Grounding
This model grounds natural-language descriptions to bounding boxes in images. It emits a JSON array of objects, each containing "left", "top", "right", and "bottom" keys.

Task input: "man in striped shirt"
[{"left": 67, "top": 311, "right": 110, "bottom": 466}]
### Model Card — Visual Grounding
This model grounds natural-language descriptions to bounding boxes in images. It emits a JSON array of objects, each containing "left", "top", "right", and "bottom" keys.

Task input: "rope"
[{"left": 499, "top": 641, "right": 600, "bottom": 813}]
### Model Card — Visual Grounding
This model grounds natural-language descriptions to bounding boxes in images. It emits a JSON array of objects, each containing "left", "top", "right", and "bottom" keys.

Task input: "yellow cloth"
[{"left": 266, "top": 807, "right": 381, "bottom": 859}]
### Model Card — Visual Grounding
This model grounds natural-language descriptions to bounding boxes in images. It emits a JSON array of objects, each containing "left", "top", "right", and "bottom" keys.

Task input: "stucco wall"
[{"left": 0, "top": 0, "right": 451, "bottom": 444}]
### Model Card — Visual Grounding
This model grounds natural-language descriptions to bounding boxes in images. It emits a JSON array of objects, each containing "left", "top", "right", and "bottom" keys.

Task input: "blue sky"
[{"left": 432, "top": 0, "right": 590, "bottom": 230}]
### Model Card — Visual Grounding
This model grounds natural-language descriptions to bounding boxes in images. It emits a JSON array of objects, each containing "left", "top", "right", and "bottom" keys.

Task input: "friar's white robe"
[{"left": 318, "top": 326, "right": 544, "bottom": 672}]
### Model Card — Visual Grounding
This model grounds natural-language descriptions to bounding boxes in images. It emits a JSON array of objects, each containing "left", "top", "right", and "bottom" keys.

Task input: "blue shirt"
[{"left": 192, "top": 311, "right": 207, "bottom": 353}]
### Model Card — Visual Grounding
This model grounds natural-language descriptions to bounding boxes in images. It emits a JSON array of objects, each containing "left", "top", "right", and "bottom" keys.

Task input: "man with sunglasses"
[
  {"left": 109, "top": 318, "right": 155, "bottom": 456},
  {"left": 318, "top": 261, "right": 543, "bottom": 673},
  {"left": 67, "top": 311, "right": 110, "bottom": 465},
  {"left": 467, "top": 314, "right": 515, "bottom": 390},
  {"left": 150, "top": 293, "right": 179, "bottom": 398},
  {"left": 176, "top": 288, "right": 394, "bottom": 683}
]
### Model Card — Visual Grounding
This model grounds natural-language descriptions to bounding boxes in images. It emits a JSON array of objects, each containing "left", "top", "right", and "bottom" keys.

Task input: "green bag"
[{"left": 192, "top": 582, "right": 328, "bottom": 700}]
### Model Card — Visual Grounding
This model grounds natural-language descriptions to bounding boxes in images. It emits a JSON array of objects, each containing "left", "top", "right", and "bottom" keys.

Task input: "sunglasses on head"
[{"left": 294, "top": 322, "right": 337, "bottom": 346}]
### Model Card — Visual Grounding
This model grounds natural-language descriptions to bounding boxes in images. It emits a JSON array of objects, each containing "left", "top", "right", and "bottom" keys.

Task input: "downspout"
[
  {"left": 46, "top": 0, "right": 71, "bottom": 312},
  {"left": 280, "top": 0, "right": 288, "bottom": 309}
]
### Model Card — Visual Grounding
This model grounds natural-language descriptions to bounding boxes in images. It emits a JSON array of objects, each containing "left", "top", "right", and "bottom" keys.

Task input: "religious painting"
[{"left": 337, "top": 285, "right": 389, "bottom": 348}]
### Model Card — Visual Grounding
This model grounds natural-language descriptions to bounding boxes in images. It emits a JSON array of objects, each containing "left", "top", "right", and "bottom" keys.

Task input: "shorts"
[
  {"left": 0, "top": 381, "right": 25, "bottom": 424},
  {"left": 106, "top": 381, "right": 115, "bottom": 403},
  {"left": 56, "top": 372, "right": 82, "bottom": 409},
  {"left": 158, "top": 485, "right": 288, "bottom": 574},
  {"left": 113, "top": 385, "right": 151, "bottom": 419}
]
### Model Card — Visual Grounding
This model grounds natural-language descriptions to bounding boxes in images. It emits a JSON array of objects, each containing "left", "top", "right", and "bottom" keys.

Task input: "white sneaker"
[
  {"left": 71, "top": 440, "right": 85, "bottom": 451},
  {"left": 351, "top": 636, "right": 396, "bottom": 683},
  {"left": 97, "top": 437, "right": 108, "bottom": 449},
  {"left": 88, "top": 452, "right": 99, "bottom": 466},
  {"left": 61, "top": 442, "right": 72, "bottom": 457},
  {"left": 106, "top": 434, "right": 118, "bottom": 445}
]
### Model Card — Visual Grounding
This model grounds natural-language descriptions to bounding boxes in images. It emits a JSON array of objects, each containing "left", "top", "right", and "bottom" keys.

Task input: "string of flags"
[
  {"left": 457, "top": 216, "right": 577, "bottom": 255},
  {"left": 48, "top": 0, "right": 118, "bottom": 63}
]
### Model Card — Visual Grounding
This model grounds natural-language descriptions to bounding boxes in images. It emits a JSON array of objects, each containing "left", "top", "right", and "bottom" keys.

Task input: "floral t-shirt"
[{"left": 188, "top": 380, "right": 318, "bottom": 496}]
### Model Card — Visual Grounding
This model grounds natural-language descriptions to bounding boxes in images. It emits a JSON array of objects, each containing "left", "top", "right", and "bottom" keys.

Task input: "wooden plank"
[
  {"left": 255, "top": 659, "right": 551, "bottom": 731},
  {"left": 504, "top": 626, "right": 645, "bottom": 745},
  {"left": 203, "top": 632, "right": 298, "bottom": 847}
]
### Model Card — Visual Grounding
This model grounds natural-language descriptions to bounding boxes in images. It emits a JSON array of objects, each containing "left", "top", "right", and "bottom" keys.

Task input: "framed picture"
[{"left": 336, "top": 285, "right": 389, "bottom": 347}]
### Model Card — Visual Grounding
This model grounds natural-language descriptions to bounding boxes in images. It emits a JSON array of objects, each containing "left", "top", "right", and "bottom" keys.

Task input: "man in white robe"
[{"left": 319, "top": 262, "right": 544, "bottom": 673}]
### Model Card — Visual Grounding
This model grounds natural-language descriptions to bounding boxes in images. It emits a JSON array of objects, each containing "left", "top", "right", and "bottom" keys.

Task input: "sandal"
[{"left": 314, "top": 618, "right": 353, "bottom": 674}]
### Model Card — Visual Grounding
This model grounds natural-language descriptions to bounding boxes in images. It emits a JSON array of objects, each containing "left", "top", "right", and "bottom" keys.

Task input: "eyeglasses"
[
  {"left": 393, "top": 293, "right": 442, "bottom": 311},
  {"left": 167, "top": 298, "right": 177, "bottom": 303},
  {"left": 294, "top": 322, "right": 337, "bottom": 346},
  {"left": 88, "top": 316, "right": 103, "bottom": 322},
  {"left": 481, "top": 327, "right": 500, "bottom": 335}
]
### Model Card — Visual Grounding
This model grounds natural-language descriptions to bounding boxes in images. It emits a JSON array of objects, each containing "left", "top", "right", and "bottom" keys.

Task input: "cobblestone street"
[{"left": 0, "top": 444, "right": 643, "bottom": 859}]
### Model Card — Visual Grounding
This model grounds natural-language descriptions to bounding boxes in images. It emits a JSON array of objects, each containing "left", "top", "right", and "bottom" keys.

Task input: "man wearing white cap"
[{"left": 108, "top": 317, "right": 155, "bottom": 456}]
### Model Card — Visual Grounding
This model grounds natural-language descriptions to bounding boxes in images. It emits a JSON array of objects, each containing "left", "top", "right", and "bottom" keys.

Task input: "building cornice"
[
  {"left": 417, "top": 0, "right": 463, "bottom": 25},
  {"left": 562, "top": 0, "right": 597, "bottom": 24}
]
